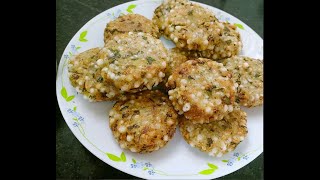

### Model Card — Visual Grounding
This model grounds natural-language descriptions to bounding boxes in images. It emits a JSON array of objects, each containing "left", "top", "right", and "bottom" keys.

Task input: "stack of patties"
[
  {"left": 67, "top": 0, "right": 263, "bottom": 157},
  {"left": 153, "top": 0, "right": 263, "bottom": 157}
]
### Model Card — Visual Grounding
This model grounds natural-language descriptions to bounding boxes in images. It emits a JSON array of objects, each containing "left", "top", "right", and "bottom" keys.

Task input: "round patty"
[
  {"left": 100, "top": 32, "right": 168, "bottom": 93},
  {"left": 184, "top": 22, "right": 242, "bottom": 60},
  {"left": 179, "top": 108, "right": 248, "bottom": 157},
  {"left": 109, "top": 90, "right": 178, "bottom": 153},
  {"left": 104, "top": 14, "right": 160, "bottom": 43},
  {"left": 68, "top": 48, "right": 125, "bottom": 101},
  {"left": 222, "top": 56, "right": 263, "bottom": 107},
  {"left": 153, "top": 0, "right": 241, "bottom": 59},
  {"left": 153, "top": 0, "right": 190, "bottom": 34},
  {"left": 166, "top": 58, "right": 237, "bottom": 123}
]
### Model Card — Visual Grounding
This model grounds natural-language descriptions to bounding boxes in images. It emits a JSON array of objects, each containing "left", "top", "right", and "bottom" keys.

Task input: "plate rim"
[{"left": 56, "top": 0, "right": 263, "bottom": 179}]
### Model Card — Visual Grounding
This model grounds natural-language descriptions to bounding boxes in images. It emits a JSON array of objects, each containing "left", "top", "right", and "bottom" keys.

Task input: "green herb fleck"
[
  {"left": 222, "top": 96, "right": 231, "bottom": 105},
  {"left": 146, "top": 57, "right": 155, "bottom": 64},
  {"left": 224, "top": 26, "right": 230, "bottom": 32},
  {"left": 97, "top": 77, "right": 103, "bottom": 82},
  {"left": 142, "top": 36, "right": 147, "bottom": 40},
  {"left": 188, "top": 10, "right": 193, "bottom": 15},
  {"left": 226, "top": 40, "right": 232, "bottom": 45}
]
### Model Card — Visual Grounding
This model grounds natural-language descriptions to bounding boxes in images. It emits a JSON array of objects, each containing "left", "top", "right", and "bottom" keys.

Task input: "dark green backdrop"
[{"left": 56, "top": 0, "right": 263, "bottom": 179}]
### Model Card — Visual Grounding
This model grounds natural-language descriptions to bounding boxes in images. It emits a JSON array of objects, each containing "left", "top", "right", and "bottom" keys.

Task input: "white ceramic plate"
[{"left": 56, "top": 0, "right": 263, "bottom": 179}]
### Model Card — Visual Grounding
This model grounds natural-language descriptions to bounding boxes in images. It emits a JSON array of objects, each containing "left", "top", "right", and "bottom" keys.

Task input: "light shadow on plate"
[
  {"left": 80, "top": 100, "right": 115, "bottom": 118},
  {"left": 160, "top": 36, "right": 176, "bottom": 49},
  {"left": 241, "top": 105, "right": 263, "bottom": 120}
]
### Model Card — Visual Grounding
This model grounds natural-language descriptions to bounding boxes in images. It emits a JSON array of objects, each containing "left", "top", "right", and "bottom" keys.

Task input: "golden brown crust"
[
  {"left": 109, "top": 90, "right": 178, "bottom": 153},
  {"left": 179, "top": 108, "right": 248, "bottom": 157},
  {"left": 166, "top": 58, "right": 237, "bottom": 123},
  {"left": 68, "top": 48, "right": 125, "bottom": 101},
  {"left": 100, "top": 32, "right": 168, "bottom": 93},
  {"left": 222, "top": 56, "right": 263, "bottom": 107},
  {"left": 104, "top": 14, "right": 160, "bottom": 42}
]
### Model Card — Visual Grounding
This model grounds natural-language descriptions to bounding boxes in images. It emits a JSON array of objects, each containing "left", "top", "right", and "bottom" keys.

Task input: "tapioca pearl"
[
  {"left": 118, "top": 126, "right": 127, "bottom": 133},
  {"left": 78, "top": 80, "right": 84, "bottom": 86},
  {"left": 163, "top": 135, "right": 169, "bottom": 141},
  {"left": 109, "top": 118, "right": 115, "bottom": 124},
  {"left": 197, "top": 134, "right": 203, "bottom": 141},
  {"left": 170, "top": 34, "right": 175, "bottom": 39},
  {"left": 196, "top": 92, "right": 202, "bottom": 97},
  {"left": 129, "top": 147, "right": 137, "bottom": 152},
  {"left": 183, "top": 103, "right": 191, "bottom": 112},
  {"left": 120, "top": 143, "right": 126, "bottom": 148},
  {"left": 121, "top": 85, "right": 129, "bottom": 91},
  {"left": 243, "top": 62, "right": 249, "bottom": 68},
  {"left": 126, "top": 135, "right": 133, "bottom": 142},
  {"left": 146, "top": 73, "right": 152, "bottom": 79},
  {"left": 202, "top": 99, "right": 209, "bottom": 104},
  {"left": 75, "top": 87, "right": 82, "bottom": 93},
  {"left": 89, "top": 88, "right": 95, "bottom": 94},
  {"left": 224, "top": 105, "right": 229, "bottom": 112},
  {"left": 137, "top": 32, "right": 144, "bottom": 36},
  {"left": 158, "top": 72, "right": 165, "bottom": 78},
  {"left": 108, "top": 91, "right": 115, "bottom": 97},
  {"left": 180, "top": 79, "right": 187, "bottom": 85},
  {"left": 228, "top": 105, "right": 233, "bottom": 112},
  {"left": 205, "top": 107, "right": 212, "bottom": 113},
  {"left": 167, "top": 119, "right": 174, "bottom": 125}
]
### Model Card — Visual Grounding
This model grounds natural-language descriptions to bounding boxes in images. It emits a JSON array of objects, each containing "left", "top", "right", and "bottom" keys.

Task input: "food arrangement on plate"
[{"left": 67, "top": 0, "right": 263, "bottom": 158}]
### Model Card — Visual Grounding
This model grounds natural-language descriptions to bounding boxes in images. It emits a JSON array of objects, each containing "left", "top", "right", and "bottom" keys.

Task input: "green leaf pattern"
[
  {"left": 126, "top": 4, "right": 136, "bottom": 13},
  {"left": 106, "top": 152, "right": 126, "bottom": 162},
  {"left": 79, "top": 31, "right": 88, "bottom": 42},
  {"left": 60, "top": 87, "right": 75, "bottom": 102},
  {"left": 198, "top": 163, "right": 218, "bottom": 175},
  {"left": 234, "top": 23, "right": 244, "bottom": 30}
]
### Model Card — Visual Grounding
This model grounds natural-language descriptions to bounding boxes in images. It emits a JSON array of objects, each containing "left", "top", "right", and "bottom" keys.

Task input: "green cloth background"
[{"left": 56, "top": 0, "right": 263, "bottom": 179}]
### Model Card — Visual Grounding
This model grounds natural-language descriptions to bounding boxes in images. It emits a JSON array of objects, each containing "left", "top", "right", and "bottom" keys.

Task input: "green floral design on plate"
[
  {"left": 106, "top": 152, "right": 127, "bottom": 162},
  {"left": 79, "top": 31, "right": 88, "bottom": 42},
  {"left": 234, "top": 23, "right": 244, "bottom": 30},
  {"left": 126, "top": 4, "right": 136, "bottom": 13},
  {"left": 198, "top": 163, "right": 218, "bottom": 175},
  {"left": 61, "top": 87, "right": 75, "bottom": 102}
]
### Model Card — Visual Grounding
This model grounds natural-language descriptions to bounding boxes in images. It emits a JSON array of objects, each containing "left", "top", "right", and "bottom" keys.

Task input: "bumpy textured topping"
[
  {"left": 104, "top": 14, "right": 160, "bottom": 42},
  {"left": 166, "top": 58, "right": 236, "bottom": 123},
  {"left": 222, "top": 56, "right": 263, "bottom": 107},
  {"left": 153, "top": 0, "right": 241, "bottom": 59},
  {"left": 100, "top": 32, "right": 168, "bottom": 93},
  {"left": 179, "top": 108, "right": 248, "bottom": 157},
  {"left": 109, "top": 90, "right": 178, "bottom": 153},
  {"left": 68, "top": 48, "right": 125, "bottom": 101}
]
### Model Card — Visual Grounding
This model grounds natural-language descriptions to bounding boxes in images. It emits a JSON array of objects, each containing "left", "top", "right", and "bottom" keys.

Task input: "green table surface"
[{"left": 56, "top": 0, "right": 264, "bottom": 179}]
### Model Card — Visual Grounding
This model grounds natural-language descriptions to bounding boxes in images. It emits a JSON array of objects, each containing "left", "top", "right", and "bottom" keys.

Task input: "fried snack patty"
[
  {"left": 222, "top": 56, "right": 263, "bottom": 107},
  {"left": 179, "top": 108, "right": 248, "bottom": 157},
  {"left": 104, "top": 14, "right": 160, "bottom": 43},
  {"left": 153, "top": 0, "right": 241, "bottom": 59},
  {"left": 165, "top": 47, "right": 188, "bottom": 82},
  {"left": 100, "top": 32, "right": 168, "bottom": 93},
  {"left": 166, "top": 58, "right": 237, "bottom": 123},
  {"left": 109, "top": 90, "right": 178, "bottom": 153},
  {"left": 153, "top": 0, "right": 190, "bottom": 34},
  {"left": 68, "top": 48, "right": 125, "bottom": 101}
]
